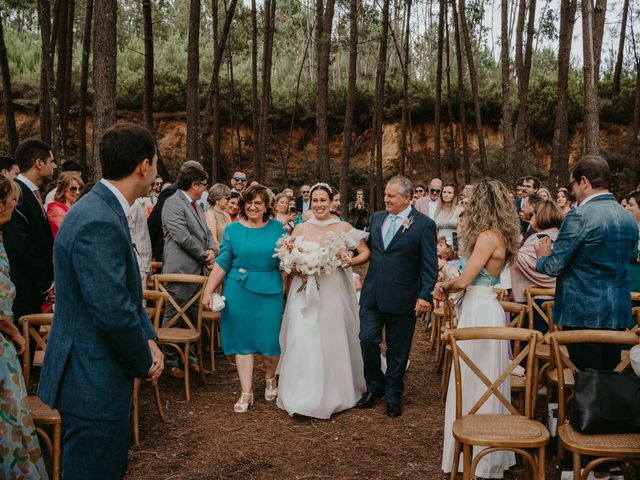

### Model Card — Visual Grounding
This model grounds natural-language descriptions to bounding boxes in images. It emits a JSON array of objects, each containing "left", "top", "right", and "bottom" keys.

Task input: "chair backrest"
[
  {"left": 19, "top": 313, "right": 54, "bottom": 394},
  {"left": 153, "top": 273, "right": 208, "bottom": 331},
  {"left": 524, "top": 287, "right": 556, "bottom": 332},
  {"left": 143, "top": 289, "right": 167, "bottom": 330},
  {"left": 494, "top": 288, "right": 508, "bottom": 302},
  {"left": 499, "top": 301, "right": 530, "bottom": 356},
  {"left": 445, "top": 327, "right": 542, "bottom": 419},
  {"left": 545, "top": 329, "right": 639, "bottom": 424}
]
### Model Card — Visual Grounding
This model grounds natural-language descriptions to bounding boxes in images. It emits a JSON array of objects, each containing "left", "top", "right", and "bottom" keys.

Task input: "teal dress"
[
  {"left": 459, "top": 255, "right": 501, "bottom": 287},
  {"left": 216, "top": 220, "right": 285, "bottom": 356}
]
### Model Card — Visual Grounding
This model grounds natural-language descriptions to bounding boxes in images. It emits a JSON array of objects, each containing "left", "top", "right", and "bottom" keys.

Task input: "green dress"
[
  {"left": 216, "top": 220, "right": 285, "bottom": 356},
  {"left": 0, "top": 240, "right": 48, "bottom": 480}
]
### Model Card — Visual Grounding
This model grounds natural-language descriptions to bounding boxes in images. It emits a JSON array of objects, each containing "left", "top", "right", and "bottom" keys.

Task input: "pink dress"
[{"left": 47, "top": 201, "right": 70, "bottom": 239}]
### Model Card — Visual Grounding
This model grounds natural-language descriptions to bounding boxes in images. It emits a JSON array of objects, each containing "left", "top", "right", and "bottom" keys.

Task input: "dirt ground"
[{"left": 125, "top": 317, "right": 553, "bottom": 480}]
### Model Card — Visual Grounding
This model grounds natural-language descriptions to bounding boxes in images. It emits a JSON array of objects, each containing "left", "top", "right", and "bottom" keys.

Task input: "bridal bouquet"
[{"left": 274, "top": 233, "right": 348, "bottom": 293}]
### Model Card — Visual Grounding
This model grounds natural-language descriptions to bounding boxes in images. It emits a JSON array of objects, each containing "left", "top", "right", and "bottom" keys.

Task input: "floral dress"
[{"left": 0, "top": 239, "right": 48, "bottom": 480}]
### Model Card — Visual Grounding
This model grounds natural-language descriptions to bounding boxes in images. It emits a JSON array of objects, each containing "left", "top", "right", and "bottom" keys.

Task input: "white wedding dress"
[{"left": 276, "top": 219, "right": 367, "bottom": 419}]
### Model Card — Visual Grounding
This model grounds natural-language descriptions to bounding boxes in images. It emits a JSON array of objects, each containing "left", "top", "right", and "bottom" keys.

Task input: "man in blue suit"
[
  {"left": 358, "top": 176, "right": 438, "bottom": 417},
  {"left": 536, "top": 155, "right": 638, "bottom": 371},
  {"left": 39, "top": 124, "right": 164, "bottom": 479}
]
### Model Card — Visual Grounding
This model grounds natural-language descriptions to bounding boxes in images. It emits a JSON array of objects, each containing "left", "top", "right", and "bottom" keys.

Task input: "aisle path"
[{"left": 127, "top": 319, "right": 447, "bottom": 479}]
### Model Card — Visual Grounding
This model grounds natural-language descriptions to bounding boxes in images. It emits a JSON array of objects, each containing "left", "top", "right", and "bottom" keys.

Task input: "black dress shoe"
[
  {"left": 386, "top": 403, "right": 402, "bottom": 417},
  {"left": 355, "top": 392, "right": 382, "bottom": 409}
]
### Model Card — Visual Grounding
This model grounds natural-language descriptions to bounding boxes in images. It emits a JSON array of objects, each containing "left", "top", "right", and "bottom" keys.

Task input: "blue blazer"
[
  {"left": 360, "top": 208, "right": 438, "bottom": 315},
  {"left": 39, "top": 182, "right": 156, "bottom": 421},
  {"left": 536, "top": 193, "right": 639, "bottom": 329}
]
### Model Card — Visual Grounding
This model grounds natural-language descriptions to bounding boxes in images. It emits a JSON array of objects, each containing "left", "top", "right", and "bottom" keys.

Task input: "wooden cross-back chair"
[
  {"left": 445, "top": 327, "right": 549, "bottom": 480},
  {"left": 546, "top": 330, "right": 640, "bottom": 480},
  {"left": 153, "top": 273, "right": 208, "bottom": 401},
  {"left": 19, "top": 313, "right": 61, "bottom": 480},
  {"left": 131, "top": 290, "right": 167, "bottom": 446},
  {"left": 201, "top": 309, "right": 221, "bottom": 372},
  {"left": 440, "top": 301, "right": 529, "bottom": 403}
]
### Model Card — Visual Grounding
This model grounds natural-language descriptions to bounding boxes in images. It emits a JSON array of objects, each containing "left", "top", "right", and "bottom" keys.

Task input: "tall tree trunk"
[
  {"left": 399, "top": 0, "right": 413, "bottom": 176},
  {"left": 444, "top": 4, "right": 458, "bottom": 186},
  {"left": 142, "top": 0, "right": 154, "bottom": 133},
  {"left": 37, "top": 0, "right": 55, "bottom": 145},
  {"left": 250, "top": 0, "right": 259, "bottom": 173},
  {"left": 52, "top": 0, "right": 68, "bottom": 157},
  {"left": 549, "top": 0, "right": 577, "bottom": 190},
  {"left": 592, "top": 0, "right": 606, "bottom": 81},
  {"left": 186, "top": 0, "right": 201, "bottom": 164},
  {"left": 500, "top": 0, "right": 513, "bottom": 180},
  {"left": 612, "top": 0, "right": 629, "bottom": 97},
  {"left": 61, "top": 0, "right": 74, "bottom": 154},
  {"left": 513, "top": 0, "right": 536, "bottom": 180},
  {"left": 227, "top": 33, "right": 243, "bottom": 170},
  {"left": 339, "top": 0, "right": 358, "bottom": 204},
  {"left": 632, "top": 62, "right": 640, "bottom": 188},
  {"left": 0, "top": 14, "right": 19, "bottom": 153},
  {"left": 91, "top": 0, "right": 117, "bottom": 179},
  {"left": 315, "top": 0, "right": 336, "bottom": 182},
  {"left": 458, "top": 0, "right": 487, "bottom": 174},
  {"left": 582, "top": 0, "right": 600, "bottom": 155},
  {"left": 256, "top": 0, "right": 276, "bottom": 183},
  {"left": 451, "top": 0, "right": 470, "bottom": 183},
  {"left": 78, "top": 0, "right": 93, "bottom": 168},
  {"left": 373, "top": 0, "right": 390, "bottom": 208}
]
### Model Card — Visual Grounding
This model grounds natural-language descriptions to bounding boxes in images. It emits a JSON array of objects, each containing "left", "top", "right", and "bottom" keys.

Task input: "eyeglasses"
[
  {"left": 198, "top": 181, "right": 208, "bottom": 188},
  {"left": 246, "top": 201, "right": 264, "bottom": 208},
  {"left": 154, "top": 181, "right": 163, "bottom": 186},
  {"left": 566, "top": 178, "right": 577, "bottom": 191},
  {"left": 301, "top": 190, "right": 310, "bottom": 194},
  {"left": 68, "top": 186, "right": 82, "bottom": 193},
  {"left": 429, "top": 188, "right": 441, "bottom": 194},
  {"left": 233, "top": 177, "right": 247, "bottom": 182}
]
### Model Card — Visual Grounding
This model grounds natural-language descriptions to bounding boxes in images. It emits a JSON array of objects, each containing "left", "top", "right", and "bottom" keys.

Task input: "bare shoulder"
[
  {"left": 479, "top": 230, "right": 504, "bottom": 246},
  {"left": 340, "top": 221, "right": 354, "bottom": 232}
]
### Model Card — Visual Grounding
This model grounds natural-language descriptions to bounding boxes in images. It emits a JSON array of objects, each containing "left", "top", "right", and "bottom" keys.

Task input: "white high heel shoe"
[
  {"left": 234, "top": 392, "right": 254, "bottom": 413},
  {"left": 265, "top": 377, "right": 278, "bottom": 401}
]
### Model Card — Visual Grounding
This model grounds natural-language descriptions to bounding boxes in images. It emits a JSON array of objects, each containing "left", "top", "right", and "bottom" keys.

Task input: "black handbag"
[{"left": 570, "top": 369, "right": 640, "bottom": 434}]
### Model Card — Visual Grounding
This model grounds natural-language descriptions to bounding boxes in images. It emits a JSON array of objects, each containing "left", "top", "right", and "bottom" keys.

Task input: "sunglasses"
[
  {"left": 69, "top": 186, "right": 82, "bottom": 193},
  {"left": 154, "top": 181, "right": 163, "bottom": 186},
  {"left": 415, "top": 189, "right": 425, "bottom": 193},
  {"left": 430, "top": 188, "right": 441, "bottom": 194},
  {"left": 233, "top": 177, "right": 247, "bottom": 182}
]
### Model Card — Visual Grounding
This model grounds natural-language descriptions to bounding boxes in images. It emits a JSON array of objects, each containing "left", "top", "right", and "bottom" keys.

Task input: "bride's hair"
[
  {"left": 462, "top": 179, "right": 521, "bottom": 265},
  {"left": 310, "top": 182, "right": 334, "bottom": 200}
]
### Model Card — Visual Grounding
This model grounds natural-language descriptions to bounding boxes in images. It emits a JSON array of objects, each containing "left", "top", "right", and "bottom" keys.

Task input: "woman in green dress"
[
  {"left": 203, "top": 184, "right": 285, "bottom": 413},
  {"left": 0, "top": 175, "right": 48, "bottom": 479},
  {"left": 626, "top": 191, "right": 640, "bottom": 297}
]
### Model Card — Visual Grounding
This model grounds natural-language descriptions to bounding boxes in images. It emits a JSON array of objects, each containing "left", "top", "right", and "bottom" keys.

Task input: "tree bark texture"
[
  {"left": 582, "top": 0, "right": 600, "bottom": 156},
  {"left": 91, "top": 0, "right": 117, "bottom": 179},
  {"left": 143, "top": 0, "right": 154, "bottom": 133},
  {"left": 0, "top": 14, "right": 19, "bottom": 154},
  {"left": 78, "top": 0, "right": 93, "bottom": 168},
  {"left": 186, "top": 0, "right": 201, "bottom": 164},
  {"left": 399, "top": 0, "right": 413, "bottom": 176},
  {"left": 36, "top": 0, "right": 54, "bottom": 145},
  {"left": 374, "top": 0, "right": 390, "bottom": 209},
  {"left": 256, "top": 0, "right": 276, "bottom": 183},
  {"left": 444, "top": 5, "right": 458, "bottom": 186},
  {"left": 451, "top": 0, "right": 470, "bottom": 184},
  {"left": 250, "top": 0, "right": 259, "bottom": 173},
  {"left": 339, "top": 0, "right": 358, "bottom": 204},
  {"left": 500, "top": 0, "right": 513, "bottom": 180},
  {"left": 61, "top": 0, "right": 75, "bottom": 154},
  {"left": 612, "top": 0, "right": 629, "bottom": 97}
]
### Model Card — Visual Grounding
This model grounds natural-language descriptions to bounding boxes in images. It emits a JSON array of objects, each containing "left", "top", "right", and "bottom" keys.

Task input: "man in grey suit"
[
  {"left": 39, "top": 124, "right": 164, "bottom": 479},
  {"left": 161, "top": 162, "right": 215, "bottom": 378}
]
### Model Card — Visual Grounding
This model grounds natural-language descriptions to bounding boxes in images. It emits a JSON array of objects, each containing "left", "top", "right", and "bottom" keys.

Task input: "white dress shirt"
[
  {"left": 381, "top": 205, "right": 413, "bottom": 240},
  {"left": 577, "top": 191, "right": 609, "bottom": 208},
  {"left": 17, "top": 174, "right": 46, "bottom": 217},
  {"left": 99, "top": 179, "right": 131, "bottom": 217}
]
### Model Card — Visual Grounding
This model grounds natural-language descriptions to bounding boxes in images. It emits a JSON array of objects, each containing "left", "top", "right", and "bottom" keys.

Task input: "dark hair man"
[{"left": 0, "top": 156, "right": 19, "bottom": 180}]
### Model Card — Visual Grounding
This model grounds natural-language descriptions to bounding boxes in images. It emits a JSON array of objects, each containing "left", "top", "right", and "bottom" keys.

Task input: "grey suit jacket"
[{"left": 161, "top": 190, "right": 213, "bottom": 275}]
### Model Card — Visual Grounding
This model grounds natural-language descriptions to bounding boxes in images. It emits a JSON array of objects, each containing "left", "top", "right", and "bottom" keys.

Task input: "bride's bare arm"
[{"left": 350, "top": 240, "right": 370, "bottom": 267}]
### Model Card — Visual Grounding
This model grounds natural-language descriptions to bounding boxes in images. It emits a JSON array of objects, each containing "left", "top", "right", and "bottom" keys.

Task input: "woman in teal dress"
[
  {"left": 0, "top": 175, "right": 48, "bottom": 479},
  {"left": 203, "top": 184, "right": 285, "bottom": 413},
  {"left": 625, "top": 191, "right": 640, "bottom": 297}
]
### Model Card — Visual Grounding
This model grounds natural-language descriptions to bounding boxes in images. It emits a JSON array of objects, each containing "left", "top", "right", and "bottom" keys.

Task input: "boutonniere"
[{"left": 401, "top": 216, "right": 414, "bottom": 232}]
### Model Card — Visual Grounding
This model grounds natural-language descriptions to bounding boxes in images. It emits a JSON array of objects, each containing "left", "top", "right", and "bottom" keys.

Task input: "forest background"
[{"left": 1, "top": 0, "right": 639, "bottom": 208}]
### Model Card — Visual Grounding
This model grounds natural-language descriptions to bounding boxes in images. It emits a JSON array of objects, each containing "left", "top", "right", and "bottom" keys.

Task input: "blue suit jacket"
[
  {"left": 536, "top": 193, "right": 638, "bottom": 329},
  {"left": 360, "top": 208, "right": 438, "bottom": 315},
  {"left": 39, "top": 182, "right": 155, "bottom": 421}
]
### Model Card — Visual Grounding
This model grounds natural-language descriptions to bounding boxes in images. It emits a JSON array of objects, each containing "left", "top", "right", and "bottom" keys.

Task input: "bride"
[{"left": 276, "top": 183, "right": 370, "bottom": 419}]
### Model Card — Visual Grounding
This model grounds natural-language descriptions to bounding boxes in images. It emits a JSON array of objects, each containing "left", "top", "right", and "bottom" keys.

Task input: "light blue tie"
[{"left": 383, "top": 215, "right": 398, "bottom": 249}]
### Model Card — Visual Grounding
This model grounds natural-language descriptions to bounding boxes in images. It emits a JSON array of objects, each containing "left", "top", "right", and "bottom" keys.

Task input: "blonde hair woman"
[
  {"left": 47, "top": 172, "right": 84, "bottom": 238},
  {"left": 434, "top": 183, "right": 461, "bottom": 244},
  {"left": 205, "top": 183, "right": 231, "bottom": 253},
  {"left": 434, "top": 179, "right": 522, "bottom": 478}
]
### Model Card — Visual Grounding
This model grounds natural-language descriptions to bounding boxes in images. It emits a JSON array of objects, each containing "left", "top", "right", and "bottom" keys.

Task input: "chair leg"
[
  {"left": 152, "top": 378, "right": 165, "bottom": 422},
  {"left": 536, "top": 446, "right": 546, "bottom": 480},
  {"left": 209, "top": 323, "right": 215, "bottom": 373},
  {"left": 183, "top": 343, "right": 190, "bottom": 401},
  {"left": 441, "top": 349, "right": 451, "bottom": 401},
  {"left": 52, "top": 421, "right": 61, "bottom": 480},
  {"left": 450, "top": 440, "right": 461, "bottom": 480},
  {"left": 197, "top": 340, "right": 206, "bottom": 384},
  {"left": 462, "top": 444, "right": 473, "bottom": 480},
  {"left": 573, "top": 452, "right": 581, "bottom": 480},
  {"left": 132, "top": 378, "right": 140, "bottom": 446}
]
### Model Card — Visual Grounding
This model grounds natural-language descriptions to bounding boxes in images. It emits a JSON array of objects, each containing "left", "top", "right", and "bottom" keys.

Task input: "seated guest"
[
  {"left": 625, "top": 190, "right": 640, "bottom": 296},
  {"left": 227, "top": 191, "right": 241, "bottom": 222},
  {"left": 556, "top": 187, "right": 573, "bottom": 215},
  {"left": 47, "top": 172, "right": 84, "bottom": 238},
  {"left": 518, "top": 193, "right": 542, "bottom": 241},
  {"left": 0, "top": 175, "right": 48, "bottom": 479},
  {"left": 511, "top": 200, "right": 562, "bottom": 332},
  {"left": 205, "top": 183, "right": 232, "bottom": 253}
]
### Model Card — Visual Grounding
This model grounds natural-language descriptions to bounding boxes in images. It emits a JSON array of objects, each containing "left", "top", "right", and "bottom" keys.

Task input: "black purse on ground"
[{"left": 570, "top": 369, "right": 640, "bottom": 434}]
